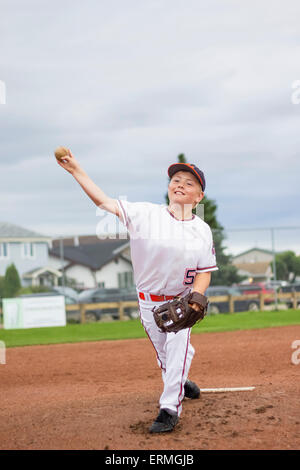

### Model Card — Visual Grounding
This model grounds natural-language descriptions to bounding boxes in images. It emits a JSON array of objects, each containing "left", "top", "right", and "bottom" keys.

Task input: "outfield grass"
[{"left": 0, "top": 309, "right": 299, "bottom": 348}]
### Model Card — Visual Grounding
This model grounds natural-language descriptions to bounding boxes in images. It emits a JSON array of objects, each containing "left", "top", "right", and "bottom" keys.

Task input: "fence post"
[
  {"left": 292, "top": 291, "right": 298, "bottom": 309},
  {"left": 259, "top": 293, "right": 264, "bottom": 311},
  {"left": 80, "top": 304, "right": 86, "bottom": 324},
  {"left": 119, "top": 302, "right": 124, "bottom": 321},
  {"left": 229, "top": 295, "right": 234, "bottom": 314}
]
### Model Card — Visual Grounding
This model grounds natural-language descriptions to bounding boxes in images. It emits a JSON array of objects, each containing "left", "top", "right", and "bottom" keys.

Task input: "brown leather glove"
[{"left": 152, "top": 291, "right": 208, "bottom": 333}]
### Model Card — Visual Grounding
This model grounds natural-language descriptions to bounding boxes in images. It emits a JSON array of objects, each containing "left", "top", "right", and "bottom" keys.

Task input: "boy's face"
[{"left": 168, "top": 170, "right": 204, "bottom": 209}]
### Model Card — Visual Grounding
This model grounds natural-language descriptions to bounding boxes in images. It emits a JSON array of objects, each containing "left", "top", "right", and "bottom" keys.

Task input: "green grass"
[
  {"left": 0, "top": 319, "right": 147, "bottom": 348},
  {"left": 0, "top": 309, "right": 300, "bottom": 348},
  {"left": 192, "top": 308, "right": 300, "bottom": 334}
]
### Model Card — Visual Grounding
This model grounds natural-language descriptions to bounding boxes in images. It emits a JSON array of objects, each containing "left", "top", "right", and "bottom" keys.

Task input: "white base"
[{"left": 200, "top": 386, "right": 255, "bottom": 393}]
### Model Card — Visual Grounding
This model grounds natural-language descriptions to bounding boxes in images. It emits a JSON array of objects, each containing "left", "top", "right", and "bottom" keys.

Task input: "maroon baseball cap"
[{"left": 168, "top": 163, "right": 206, "bottom": 191}]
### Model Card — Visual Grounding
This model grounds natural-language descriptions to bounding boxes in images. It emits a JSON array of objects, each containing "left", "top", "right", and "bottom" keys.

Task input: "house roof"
[
  {"left": 0, "top": 222, "right": 51, "bottom": 240},
  {"left": 49, "top": 238, "right": 131, "bottom": 270},
  {"left": 51, "top": 235, "right": 130, "bottom": 247},
  {"left": 232, "top": 247, "right": 275, "bottom": 259},
  {"left": 234, "top": 261, "right": 272, "bottom": 275},
  {"left": 23, "top": 266, "right": 62, "bottom": 278}
]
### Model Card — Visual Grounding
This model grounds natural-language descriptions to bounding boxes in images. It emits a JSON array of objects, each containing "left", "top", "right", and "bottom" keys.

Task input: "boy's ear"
[
  {"left": 193, "top": 192, "right": 204, "bottom": 209},
  {"left": 197, "top": 192, "right": 204, "bottom": 204}
]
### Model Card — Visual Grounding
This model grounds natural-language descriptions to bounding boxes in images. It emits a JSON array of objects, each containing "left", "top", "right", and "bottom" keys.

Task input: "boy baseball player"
[{"left": 57, "top": 151, "right": 218, "bottom": 433}]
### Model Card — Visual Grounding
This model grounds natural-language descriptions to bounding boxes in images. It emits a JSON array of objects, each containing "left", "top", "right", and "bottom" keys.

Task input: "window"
[
  {"left": 118, "top": 271, "right": 134, "bottom": 288},
  {"left": 22, "top": 242, "right": 35, "bottom": 259},
  {"left": 0, "top": 242, "right": 9, "bottom": 258}
]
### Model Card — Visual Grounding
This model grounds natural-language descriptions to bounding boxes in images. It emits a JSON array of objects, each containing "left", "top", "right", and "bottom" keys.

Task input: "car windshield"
[
  {"left": 53, "top": 286, "right": 79, "bottom": 297},
  {"left": 240, "top": 285, "right": 261, "bottom": 291},
  {"left": 230, "top": 288, "right": 242, "bottom": 295},
  {"left": 79, "top": 288, "right": 100, "bottom": 298},
  {"left": 206, "top": 288, "right": 228, "bottom": 296}
]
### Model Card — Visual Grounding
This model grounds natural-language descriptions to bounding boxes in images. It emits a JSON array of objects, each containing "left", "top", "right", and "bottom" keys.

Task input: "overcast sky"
[{"left": 1, "top": 0, "right": 300, "bottom": 255}]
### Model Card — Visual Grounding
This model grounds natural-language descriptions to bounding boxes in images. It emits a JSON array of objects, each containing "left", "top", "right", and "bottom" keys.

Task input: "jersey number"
[{"left": 183, "top": 269, "right": 196, "bottom": 285}]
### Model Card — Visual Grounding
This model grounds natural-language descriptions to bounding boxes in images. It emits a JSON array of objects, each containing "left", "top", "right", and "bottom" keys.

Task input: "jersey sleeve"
[
  {"left": 117, "top": 199, "right": 149, "bottom": 237},
  {"left": 196, "top": 228, "right": 218, "bottom": 273}
]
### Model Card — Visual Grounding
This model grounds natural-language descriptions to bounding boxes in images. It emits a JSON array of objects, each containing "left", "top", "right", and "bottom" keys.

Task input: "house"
[
  {"left": 232, "top": 247, "right": 275, "bottom": 283},
  {"left": 232, "top": 248, "right": 274, "bottom": 264},
  {"left": 0, "top": 220, "right": 134, "bottom": 290},
  {"left": 48, "top": 235, "right": 134, "bottom": 290},
  {"left": 0, "top": 221, "right": 60, "bottom": 287}
]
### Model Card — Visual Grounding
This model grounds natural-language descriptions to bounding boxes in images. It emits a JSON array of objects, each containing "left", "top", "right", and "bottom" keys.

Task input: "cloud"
[{"left": 0, "top": 0, "right": 300, "bottom": 257}]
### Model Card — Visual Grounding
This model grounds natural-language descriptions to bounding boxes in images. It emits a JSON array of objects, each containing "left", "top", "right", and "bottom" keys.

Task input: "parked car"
[
  {"left": 51, "top": 286, "right": 80, "bottom": 302},
  {"left": 278, "top": 283, "right": 300, "bottom": 309},
  {"left": 205, "top": 286, "right": 260, "bottom": 314},
  {"left": 236, "top": 283, "right": 275, "bottom": 305},
  {"left": 78, "top": 287, "right": 138, "bottom": 321},
  {"left": 121, "top": 287, "right": 139, "bottom": 302},
  {"left": 266, "top": 280, "right": 289, "bottom": 292}
]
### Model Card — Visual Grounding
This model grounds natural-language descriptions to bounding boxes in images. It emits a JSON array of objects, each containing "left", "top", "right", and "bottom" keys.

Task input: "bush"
[
  {"left": 0, "top": 276, "right": 4, "bottom": 297},
  {"left": 16, "top": 286, "right": 51, "bottom": 296},
  {"left": 3, "top": 264, "right": 21, "bottom": 298}
]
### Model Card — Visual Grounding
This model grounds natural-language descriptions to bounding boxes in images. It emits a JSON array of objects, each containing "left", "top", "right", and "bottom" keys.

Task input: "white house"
[
  {"left": 48, "top": 235, "right": 134, "bottom": 290},
  {"left": 232, "top": 247, "right": 275, "bottom": 283},
  {"left": 0, "top": 221, "right": 61, "bottom": 287}
]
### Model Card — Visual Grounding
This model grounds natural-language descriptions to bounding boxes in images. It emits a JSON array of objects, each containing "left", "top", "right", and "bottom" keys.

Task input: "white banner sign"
[{"left": 3, "top": 296, "right": 66, "bottom": 329}]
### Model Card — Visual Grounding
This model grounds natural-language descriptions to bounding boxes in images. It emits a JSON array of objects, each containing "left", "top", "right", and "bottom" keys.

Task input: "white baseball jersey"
[{"left": 117, "top": 200, "right": 218, "bottom": 295}]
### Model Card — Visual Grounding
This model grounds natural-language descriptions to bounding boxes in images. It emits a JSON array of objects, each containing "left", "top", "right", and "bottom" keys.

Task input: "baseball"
[{"left": 54, "top": 146, "right": 69, "bottom": 161}]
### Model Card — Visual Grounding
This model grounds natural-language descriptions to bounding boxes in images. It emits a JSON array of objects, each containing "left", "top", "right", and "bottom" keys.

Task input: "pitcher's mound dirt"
[{"left": 1, "top": 325, "right": 300, "bottom": 450}]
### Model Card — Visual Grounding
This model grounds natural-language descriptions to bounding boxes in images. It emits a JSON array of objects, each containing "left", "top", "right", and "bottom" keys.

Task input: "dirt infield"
[{"left": 1, "top": 325, "right": 300, "bottom": 450}]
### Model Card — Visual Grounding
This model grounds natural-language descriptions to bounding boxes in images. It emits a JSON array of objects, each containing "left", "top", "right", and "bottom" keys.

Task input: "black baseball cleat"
[
  {"left": 149, "top": 409, "right": 179, "bottom": 433},
  {"left": 184, "top": 379, "right": 201, "bottom": 399}
]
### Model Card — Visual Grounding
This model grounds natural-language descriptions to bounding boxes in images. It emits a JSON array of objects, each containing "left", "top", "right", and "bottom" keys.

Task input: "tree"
[
  {"left": 0, "top": 276, "right": 4, "bottom": 298},
  {"left": 165, "top": 153, "right": 244, "bottom": 286},
  {"left": 275, "top": 251, "right": 300, "bottom": 282},
  {"left": 3, "top": 264, "right": 21, "bottom": 298},
  {"left": 203, "top": 198, "right": 245, "bottom": 286}
]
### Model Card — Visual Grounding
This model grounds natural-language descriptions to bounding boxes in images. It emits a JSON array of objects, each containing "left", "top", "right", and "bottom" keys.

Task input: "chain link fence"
[{"left": 209, "top": 226, "right": 300, "bottom": 312}]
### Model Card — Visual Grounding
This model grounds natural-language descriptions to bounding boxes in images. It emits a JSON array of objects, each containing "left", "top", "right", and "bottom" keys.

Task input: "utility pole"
[
  {"left": 271, "top": 228, "right": 278, "bottom": 310},
  {"left": 59, "top": 236, "right": 65, "bottom": 295}
]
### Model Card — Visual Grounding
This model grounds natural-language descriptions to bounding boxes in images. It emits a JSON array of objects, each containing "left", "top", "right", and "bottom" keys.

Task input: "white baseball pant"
[{"left": 138, "top": 296, "right": 195, "bottom": 417}]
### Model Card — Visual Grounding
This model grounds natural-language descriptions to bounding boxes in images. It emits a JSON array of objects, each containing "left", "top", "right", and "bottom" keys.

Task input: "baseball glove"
[{"left": 152, "top": 291, "right": 209, "bottom": 333}]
